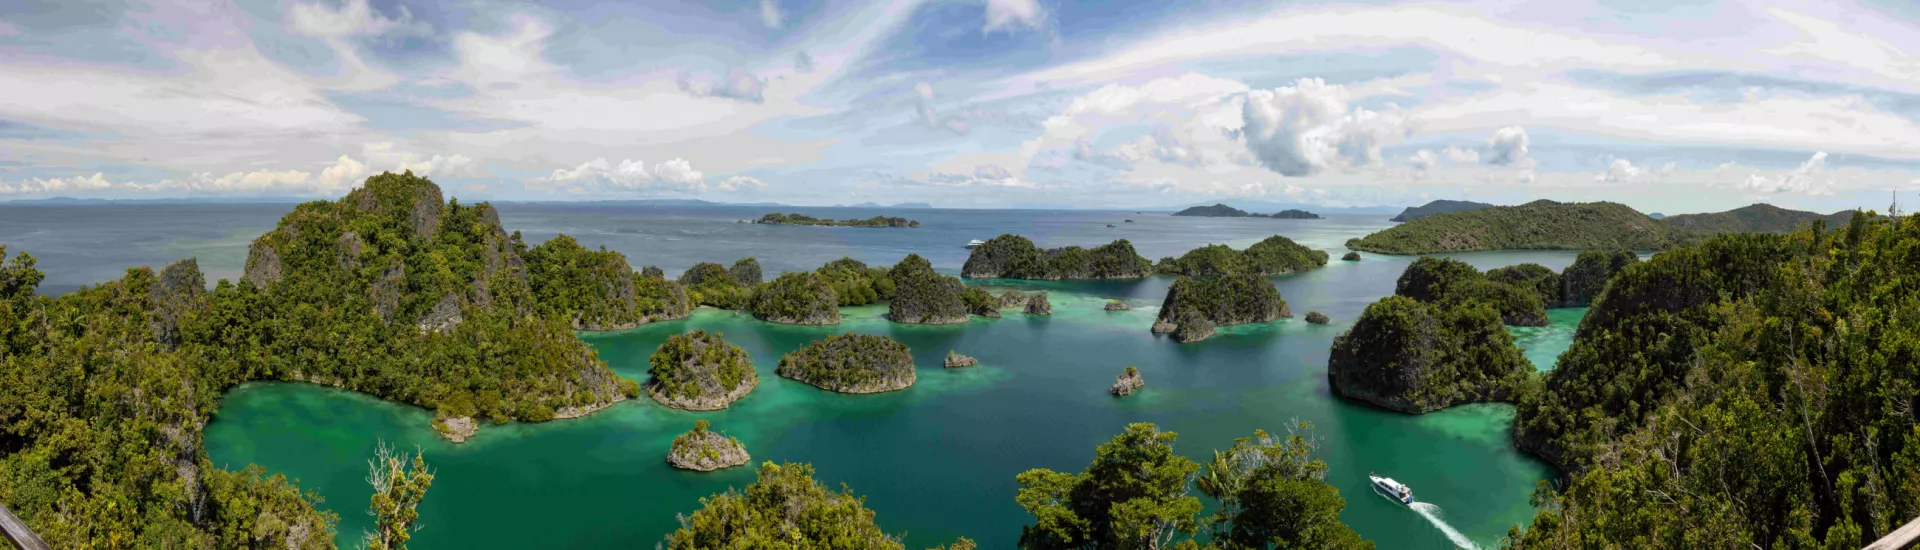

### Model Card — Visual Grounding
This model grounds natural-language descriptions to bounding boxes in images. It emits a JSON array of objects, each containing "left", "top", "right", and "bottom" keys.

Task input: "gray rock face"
[
  {"left": 418, "top": 293, "right": 464, "bottom": 333},
  {"left": 243, "top": 241, "right": 282, "bottom": 288},
  {"left": 997, "top": 290, "right": 1028, "bottom": 309},
  {"left": 1025, "top": 292, "right": 1052, "bottom": 315},
  {"left": 148, "top": 258, "right": 206, "bottom": 347},
  {"left": 667, "top": 425, "right": 750, "bottom": 472},
  {"left": 437, "top": 416, "right": 478, "bottom": 443},
  {"left": 1110, "top": 368, "right": 1145, "bottom": 396},
  {"left": 338, "top": 231, "right": 364, "bottom": 269},
  {"left": 411, "top": 185, "right": 444, "bottom": 239},
  {"left": 370, "top": 260, "right": 406, "bottom": 323},
  {"left": 944, "top": 350, "right": 978, "bottom": 368}
]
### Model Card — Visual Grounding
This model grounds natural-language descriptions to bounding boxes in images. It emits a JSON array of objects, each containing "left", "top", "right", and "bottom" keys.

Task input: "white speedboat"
[
  {"left": 966, "top": 239, "right": 986, "bottom": 249},
  {"left": 1370, "top": 472, "right": 1414, "bottom": 504}
]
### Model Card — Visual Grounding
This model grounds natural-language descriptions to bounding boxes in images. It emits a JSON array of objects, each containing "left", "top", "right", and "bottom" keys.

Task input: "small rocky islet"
[
  {"left": 1109, "top": 366, "right": 1145, "bottom": 397},
  {"left": 666, "top": 419, "right": 750, "bottom": 471}
]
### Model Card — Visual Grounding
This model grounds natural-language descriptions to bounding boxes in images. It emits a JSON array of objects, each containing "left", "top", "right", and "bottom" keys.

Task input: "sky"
[{"left": 1, "top": 0, "right": 1918, "bottom": 212}]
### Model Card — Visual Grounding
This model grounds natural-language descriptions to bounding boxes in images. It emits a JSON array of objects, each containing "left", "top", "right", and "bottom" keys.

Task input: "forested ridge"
[
  {"left": 1510, "top": 212, "right": 1920, "bottom": 547},
  {"left": 1347, "top": 200, "right": 1691, "bottom": 254}
]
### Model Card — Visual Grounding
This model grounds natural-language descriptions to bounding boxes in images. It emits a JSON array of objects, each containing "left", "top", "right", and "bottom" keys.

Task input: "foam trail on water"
[{"left": 1409, "top": 502, "right": 1479, "bottom": 549}]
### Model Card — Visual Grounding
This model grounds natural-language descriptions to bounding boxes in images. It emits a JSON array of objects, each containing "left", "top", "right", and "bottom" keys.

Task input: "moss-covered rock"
[
  {"left": 1341, "top": 251, "right": 1361, "bottom": 261},
  {"left": 944, "top": 350, "right": 978, "bottom": 368},
  {"left": 668, "top": 419, "right": 750, "bottom": 471},
  {"left": 1025, "top": 292, "right": 1052, "bottom": 315},
  {"left": 647, "top": 331, "right": 758, "bottom": 410},
  {"left": 887, "top": 254, "right": 969, "bottom": 324},
  {"left": 1326, "top": 296, "right": 1531, "bottom": 413},
  {"left": 1104, "top": 299, "right": 1130, "bottom": 311},
  {"left": 777, "top": 334, "right": 917, "bottom": 393},
  {"left": 748, "top": 272, "right": 840, "bottom": 325},
  {"left": 1305, "top": 310, "right": 1330, "bottom": 324}
]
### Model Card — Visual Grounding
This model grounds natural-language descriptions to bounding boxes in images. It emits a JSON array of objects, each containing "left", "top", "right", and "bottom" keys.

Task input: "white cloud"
[
  {"left": 287, "top": 0, "right": 430, "bottom": 38},
  {"left": 1022, "top": 72, "right": 1251, "bottom": 179},
  {"left": 531, "top": 157, "right": 708, "bottom": 194},
  {"left": 1719, "top": 151, "right": 1834, "bottom": 195},
  {"left": 1485, "top": 126, "right": 1529, "bottom": 166},
  {"left": 1443, "top": 146, "right": 1480, "bottom": 165},
  {"left": 984, "top": 0, "right": 1046, "bottom": 33},
  {"left": 1763, "top": 7, "right": 1919, "bottom": 88},
  {"left": 1240, "top": 78, "right": 1411, "bottom": 177},
  {"left": 759, "top": 0, "right": 785, "bottom": 29},
  {"left": 678, "top": 69, "right": 768, "bottom": 103},
  {"left": 0, "top": 173, "right": 116, "bottom": 195},
  {"left": 1595, "top": 158, "right": 1646, "bottom": 183},
  {"left": 716, "top": 175, "right": 768, "bottom": 192},
  {"left": 1405, "top": 149, "right": 1439, "bottom": 170}
]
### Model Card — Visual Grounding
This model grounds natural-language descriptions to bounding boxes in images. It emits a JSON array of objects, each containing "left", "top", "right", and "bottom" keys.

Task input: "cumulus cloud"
[
  {"left": 1, "top": 155, "right": 392, "bottom": 197},
  {"left": 531, "top": 158, "right": 708, "bottom": 194},
  {"left": 759, "top": 0, "right": 784, "bottom": 29},
  {"left": 1595, "top": 158, "right": 1646, "bottom": 183},
  {"left": 1485, "top": 126, "right": 1529, "bottom": 166},
  {"left": 678, "top": 69, "right": 768, "bottom": 103},
  {"left": 1405, "top": 149, "right": 1439, "bottom": 170},
  {"left": 1721, "top": 152, "right": 1834, "bottom": 195},
  {"left": 1443, "top": 146, "right": 1480, "bottom": 164},
  {"left": 1240, "top": 78, "right": 1411, "bottom": 177},
  {"left": 287, "top": 0, "right": 431, "bottom": 38},
  {"left": 0, "top": 173, "right": 117, "bottom": 195},
  {"left": 984, "top": 0, "right": 1046, "bottom": 33},
  {"left": 1075, "top": 130, "right": 1204, "bottom": 169}
]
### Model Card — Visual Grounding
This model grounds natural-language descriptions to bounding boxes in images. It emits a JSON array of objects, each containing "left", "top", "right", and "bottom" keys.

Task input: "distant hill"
[
  {"left": 841, "top": 202, "right": 933, "bottom": 209},
  {"left": 1660, "top": 203, "right": 1863, "bottom": 234},
  {"left": 1153, "top": 200, "right": 1400, "bottom": 215},
  {"left": 1173, "top": 203, "right": 1322, "bottom": 219},
  {"left": 4, "top": 196, "right": 307, "bottom": 205},
  {"left": 1389, "top": 200, "right": 1494, "bottom": 222},
  {"left": 1346, "top": 200, "right": 1691, "bottom": 254}
]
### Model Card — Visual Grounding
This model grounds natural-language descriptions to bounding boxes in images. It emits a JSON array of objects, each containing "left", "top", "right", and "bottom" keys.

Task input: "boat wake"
[{"left": 1408, "top": 502, "right": 1479, "bottom": 549}]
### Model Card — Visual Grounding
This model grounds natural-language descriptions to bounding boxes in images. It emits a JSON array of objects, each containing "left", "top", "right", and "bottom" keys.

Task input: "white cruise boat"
[
  {"left": 965, "top": 239, "right": 986, "bottom": 249},
  {"left": 1370, "top": 472, "right": 1414, "bottom": 504}
]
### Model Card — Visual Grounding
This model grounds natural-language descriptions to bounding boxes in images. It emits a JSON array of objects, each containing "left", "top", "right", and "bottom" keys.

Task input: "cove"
[{"left": 207, "top": 256, "right": 1585, "bottom": 549}]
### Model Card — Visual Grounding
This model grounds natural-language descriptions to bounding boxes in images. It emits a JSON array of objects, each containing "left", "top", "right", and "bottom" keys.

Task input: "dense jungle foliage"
[
  {"left": 888, "top": 254, "right": 970, "bottom": 324},
  {"left": 679, "top": 261, "right": 753, "bottom": 309},
  {"left": 1156, "top": 236, "right": 1328, "bottom": 277},
  {"left": 1327, "top": 296, "right": 1532, "bottom": 413},
  {"left": 646, "top": 330, "right": 757, "bottom": 408},
  {"left": 1396, "top": 257, "right": 1547, "bottom": 326},
  {"left": 524, "top": 233, "right": 689, "bottom": 330},
  {"left": 1015, "top": 422, "right": 1370, "bottom": 549},
  {"left": 813, "top": 257, "right": 896, "bottom": 306},
  {"left": 960, "top": 235, "right": 1154, "bottom": 279},
  {"left": 1156, "top": 274, "right": 1290, "bottom": 331},
  {"left": 1346, "top": 200, "right": 1691, "bottom": 254},
  {"left": 1389, "top": 199, "right": 1493, "bottom": 222},
  {"left": 1508, "top": 212, "right": 1920, "bottom": 548},
  {"left": 1556, "top": 249, "right": 1638, "bottom": 308},
  {"left": 748, "top": 271, "right": 841, "bottom": 325},
  {"left": 1659, "top": 203, "right": 1861, "bottom": 234},
  {"left": 776, "top": 334, "right": 917, "bottom": 393}
]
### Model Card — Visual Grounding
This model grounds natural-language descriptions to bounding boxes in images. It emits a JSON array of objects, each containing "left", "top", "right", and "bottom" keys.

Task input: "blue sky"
[{"left": 1, "top": 0, "right": 1917, "bottom": 212}]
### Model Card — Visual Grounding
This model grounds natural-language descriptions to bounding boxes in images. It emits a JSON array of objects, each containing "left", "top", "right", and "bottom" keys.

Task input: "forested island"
[
  {"left": 756, "top": 212, "right": 921, "bottom": 227},
  {"left": 960, "top": 235, "right": 1154, "bottom": 279},
  {"left": 646, "top": 330, "right": 758, "bottom": 410},
  {"left": 667, "top": 419, "right": 750, "bottom": 471},
  {"left": 776, "top": 334, "right": 918, "bottom": 393},
  {"left": 525, "top": 234, "right": 690, "bottom": 330},
  {"left": 1156, "top": 235, "right": 1328, "bottom": 276},
  {"left": 1152, "top": 273, "right": 1292, "bottom": 343},
  {"left": 747, "top": 271, "right": 841, "bottom": 325},
  {"left": 887, "top": 254, "right": 971, "bottom": 324},
  {"left": 1172, "top": 203, "right": 1323, "bottom": 219},
  {"left": 1388, "top": 199, "right": 1492, "bottom": 222},
  {"left": 1346, "top": 200, "right": 1689, "bottom": 254}
]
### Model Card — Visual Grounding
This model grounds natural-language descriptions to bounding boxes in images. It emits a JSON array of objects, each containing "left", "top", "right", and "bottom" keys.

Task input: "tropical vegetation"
[
  {"left": 960, "top": 234, "right": 1154, "bottom": 279},
  {"left": 748, "top": 271, "right": 841, "bottom": 325},
  {"left": 1347, "top": 200, "right": 1691, "bottom": 254},
  {"left": 777, "top": 334, "right": 917, "bottom": 393},
  {"left": 646, "top": 330, "right": 758, "bottom": 410},
  {"left": 888, "top": 254, "right": 970, "bottom": 324},
  {"left": 1157, "top": 236, "right": 1328, "bottom": 277},
  {"left": 757, "top": 212, "right": 921, "bottom": 227}
]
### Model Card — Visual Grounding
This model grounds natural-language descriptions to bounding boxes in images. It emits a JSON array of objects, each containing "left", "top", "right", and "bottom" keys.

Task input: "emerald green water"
[
  {"left": 1510, "top": 307, "right": 1587, "bottom": 371},
  {"left": 206, "top": 266, "right": 1589, "bottom": 549}
]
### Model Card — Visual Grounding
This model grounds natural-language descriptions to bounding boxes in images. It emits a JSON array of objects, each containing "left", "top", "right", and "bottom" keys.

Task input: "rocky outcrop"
[
  {"left": 641, "top": 265, "right": 665, "bottom": 279},
  {"left": 887, "top": 254, "right": 969, "bottom": 324},
  {"left": 1025, "top": 292, "right": 1052, "bottom": 315},
  {"left": 777, "top": 334, "right": 917, "bottom": 393},
  {"left": 1153, "top": 274, "right": 1290, "bottom": 342},
  {"left": 337, "top": 231, "right": 364, "bottom": 269},
  {"left": 961, "top": 235, "right": 1154, "bottom": 279},
  {"left": 1561, "top": 249, "right": 1639, "bottom": 307},
  {"left": 418, "top": 292, "right": 464, "bottom": 333},
  {"left": 436, "top": 416, "right": 479, "bottom": 443},
  {"left": 147, "top": 258, "right": 206, "bottom": 347},
  {"left": 1327, "top": 296, "right": 1530, "bottom": 413},
  {"left": 370, "top": 260, "right": 406, "bottom": 323},
  {"left": 647, "top": 331, "right": 760, "bottom": 410},
  {"left": 1341, "top": 251, "right": 1361, "bottom": 261},
  {"left": 729, "top": 258, "right": 764, "bottom": 286},
  {"left": 242, "top": 241, "right": 282, "bottom": 288},
  {"left": 667, "top": 420, "right": 750, "bottom": 472},
  {"left": 944, "top": 350, "right": 978, "bottom": 368},
  {"left": 997, "top": 290, "right": 1027, "bottom": 309},
  {"left": 748, "top": 272, "right": 841, "bottom": 325},
  {"left": 1110, "top": 366, "right": 1145, "bottom": 396},
  {"left": 1151, "top": 320, "right": 1176, "bottom": 333},
  {"left": 1104, "top": 299, "right": 1130, "bottom": 311},
  {"left": 1305, "top": 310, "right": 1330, "bottom": 324}
]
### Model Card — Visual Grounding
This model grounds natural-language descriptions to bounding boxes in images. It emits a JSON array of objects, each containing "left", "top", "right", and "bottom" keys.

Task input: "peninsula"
[{"left": 1345, "top": 200, "right": 1689, "bottom": 254}]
